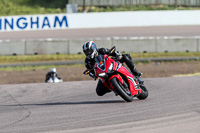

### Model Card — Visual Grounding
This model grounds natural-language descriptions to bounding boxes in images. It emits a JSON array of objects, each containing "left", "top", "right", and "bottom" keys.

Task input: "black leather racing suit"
[{"left": 85, "top": 48, "right": 141, "bottom": 96}]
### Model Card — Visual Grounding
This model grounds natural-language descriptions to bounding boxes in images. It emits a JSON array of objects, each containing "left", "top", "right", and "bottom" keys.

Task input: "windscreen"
[{"left": 95, "top": 55, "right": 105, "bottom": 70}]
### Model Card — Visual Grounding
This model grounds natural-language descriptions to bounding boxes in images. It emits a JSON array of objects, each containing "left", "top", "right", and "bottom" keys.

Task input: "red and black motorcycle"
[{"left": 84, "top": 46, "right": 148, "bottom": 102}]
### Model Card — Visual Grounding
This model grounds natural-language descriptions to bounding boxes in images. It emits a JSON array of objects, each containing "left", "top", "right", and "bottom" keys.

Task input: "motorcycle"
[
  {"left": 46, "top": 73, "right": 63, "bottom": 83},
  {"left": 84, "top": 46, "right": 148, "bottom": 102}
]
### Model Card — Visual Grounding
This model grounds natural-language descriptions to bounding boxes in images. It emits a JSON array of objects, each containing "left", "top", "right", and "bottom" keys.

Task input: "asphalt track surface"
[
  {"left": 0, "top": 26, "right": 200, "bottom": 133},
  {"left": 1, "top": 25, "right": 200, "bottom": 40},
  {"left": 0, "top": 76, "right": 200, "bottom": 133}
]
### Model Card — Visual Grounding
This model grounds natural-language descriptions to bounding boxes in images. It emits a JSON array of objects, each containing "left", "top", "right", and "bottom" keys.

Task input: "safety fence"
[{"left": 68, "top": 0, "right": 200, "bottom": 6}]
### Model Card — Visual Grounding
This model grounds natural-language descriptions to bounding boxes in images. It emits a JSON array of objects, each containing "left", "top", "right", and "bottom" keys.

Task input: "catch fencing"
[{"left": 68, "top": 0, "right": 200, "bottom": 6}]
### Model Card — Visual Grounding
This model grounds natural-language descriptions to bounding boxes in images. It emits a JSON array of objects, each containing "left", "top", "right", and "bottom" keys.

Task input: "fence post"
[
  {"left": 175, "top": 0, "right": 178, "bottom": 10},
  {"left": 83, "top": 0, "right": 86, "bottom": 12}
]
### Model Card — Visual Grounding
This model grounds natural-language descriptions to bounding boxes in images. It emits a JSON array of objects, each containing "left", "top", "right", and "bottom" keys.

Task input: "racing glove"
[{"left": 83, "top": 69, "right": 97, "bottom": 80}]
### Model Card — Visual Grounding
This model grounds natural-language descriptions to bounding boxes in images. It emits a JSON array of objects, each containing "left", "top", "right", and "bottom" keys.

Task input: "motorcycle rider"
[
  {"left": 45, "top": 68, "right": 62, "bottom": 83},
  {"left": 83, "top": 41, "right": 142, "bottom": 96}
]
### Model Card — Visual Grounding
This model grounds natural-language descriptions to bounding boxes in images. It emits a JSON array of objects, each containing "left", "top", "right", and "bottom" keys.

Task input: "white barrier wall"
[
  {"left": 113, "top": 37, "right": 156, "bottom": 53},
  {"left": 0, "top": 11, "right": 200, "bottom": 54},
  {"left": 0, "top": 37, "right": 200, "bottom": 55},
  {"left": 67, "top": 10, "right": 200, "bottom": 29},
  {"left": 1, "top": 10, "right": 200, "bottom": 32},
  {"left": 26, "top": 39, "right": 69, "bottom": 55},
  {"left": 156, "top": 37, "right": 198, "bottom": 52},
  {"left": 69, "top": 38, "right": 112, "bottom": 54},
  {"left": 0, "top": 40, "right": 25, "bottom": 55}
]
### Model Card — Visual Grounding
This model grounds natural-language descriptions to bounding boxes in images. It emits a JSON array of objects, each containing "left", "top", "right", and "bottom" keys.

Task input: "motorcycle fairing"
[{"left": 95, "top": 54, "right": 141, "bottom": 96}]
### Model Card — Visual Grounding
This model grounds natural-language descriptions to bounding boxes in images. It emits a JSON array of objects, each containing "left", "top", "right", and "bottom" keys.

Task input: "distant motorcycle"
[
  {"left": 45, "top": 73, "right": 63, "bottom": 83},
  {"left": 84, "top": 46, "right": 148, "bottom": 102}
]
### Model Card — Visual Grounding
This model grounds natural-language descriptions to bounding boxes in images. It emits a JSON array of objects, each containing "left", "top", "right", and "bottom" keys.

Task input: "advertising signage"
[{"left": 0, "top": 14, "right": 68, "bottom": 32}]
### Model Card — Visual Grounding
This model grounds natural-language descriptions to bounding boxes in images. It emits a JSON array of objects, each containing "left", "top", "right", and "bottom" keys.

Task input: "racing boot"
[{"left": 132, "top": 69, "right": 144, "bottom": 85}]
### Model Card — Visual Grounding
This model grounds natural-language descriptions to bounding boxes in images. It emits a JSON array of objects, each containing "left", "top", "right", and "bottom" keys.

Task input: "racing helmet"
[
  {"left": 50, "top": 68, "right": 56, "bottom": 73},
  {"left": 82, "top": 41, "right": 98, "bottom": 59}
]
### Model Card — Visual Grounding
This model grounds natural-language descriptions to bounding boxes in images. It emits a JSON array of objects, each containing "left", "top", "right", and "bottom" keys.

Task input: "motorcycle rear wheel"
[{"left": 110, "top": 77, "right": 133, "bottom": 102}]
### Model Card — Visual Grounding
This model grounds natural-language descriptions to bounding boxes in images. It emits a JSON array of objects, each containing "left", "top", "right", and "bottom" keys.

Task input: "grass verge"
[
  {"left": 173, "top": 72, "right": 200, "bottom": 77},
  {"left": 0, "top": 52, "right": 200, "bottom": 64},
  {"left": 0, "top": 64, "right": 85, "bottom": 72},
  {"left": 1, "top": 1, "right": 200, "bottom": 17},
  {"left": 87, "top": 5, "right": 200, "bottom": 12},
  {"left": 0, "top": 54, "right": 85, "bottom": 64},
  {"left": 0, "top": 0, "right": 66, "bottom": 16}
]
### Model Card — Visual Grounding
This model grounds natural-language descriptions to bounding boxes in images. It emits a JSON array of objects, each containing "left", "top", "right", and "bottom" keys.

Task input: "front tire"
[
  {"left": 137, "top": 85, "right": 148, "bottom": 100},
  {"left": 110, "top": 77, "right": 133, "bottom": 102}
]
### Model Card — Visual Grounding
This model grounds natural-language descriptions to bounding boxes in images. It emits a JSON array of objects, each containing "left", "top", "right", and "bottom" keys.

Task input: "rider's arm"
[
  {"left": 98, "top": 48, "right": 122, "bottom": 60},
  {"left": 85, "top": 58, "right": 95, "bottom": 69},
  {"left": 55, "top": 73, "right": 62, "bottom": 80},
  {"left": 98, "top": 48, "right": 108, "bottom": 54},
  {"left": 84, "top": 58, "right": 97, "bottom": 80}
]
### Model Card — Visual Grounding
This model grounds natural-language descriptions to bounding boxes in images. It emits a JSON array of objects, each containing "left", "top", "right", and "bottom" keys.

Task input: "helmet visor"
[{"left": 84, "top": 49, "right": 93, "bottom": 56}]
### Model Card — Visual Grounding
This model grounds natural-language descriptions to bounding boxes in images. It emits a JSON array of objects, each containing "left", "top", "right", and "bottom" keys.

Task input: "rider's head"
[
  {"left": 50, "top": 68, "right": 56, "bottom": 73},
  {"left": 82, "top": 41, "right": 98, "bottom": 59}
]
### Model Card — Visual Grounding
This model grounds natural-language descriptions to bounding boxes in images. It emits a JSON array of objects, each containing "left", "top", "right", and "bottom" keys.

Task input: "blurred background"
[
  {"left": 1, "top": 0, "right": 200, "bottom": 15},
  {"left": 0, "top": 0, "right": 200, "bottom": 84}
]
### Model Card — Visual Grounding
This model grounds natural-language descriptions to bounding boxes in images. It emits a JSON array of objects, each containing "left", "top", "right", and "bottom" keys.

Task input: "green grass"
[
  {"left": 0, "top": 52, "right": 200, "bottom": 72},
  {"left": 0, "top": 64, "right": 85, "bottom": 72},
  {"left": 173, "top": 72, "right": 200, "bottom": 77},
  {"left": 86, "top": 5, "right": 200, "bottom": 12},
  {"left": 0, "top": 52, "right": 200, "bottom": 64},
  {"left": 0, "top": 0, "right": 66, "bottom": 16},
  {"left": 0, "top": 54, "right": 85, "bottom": 64},
  {"left": 1, "top": 0, "right": 200, "bottom": 16},
  {"left": 129, "top": 52, "right": 200, "bottom": 58}
]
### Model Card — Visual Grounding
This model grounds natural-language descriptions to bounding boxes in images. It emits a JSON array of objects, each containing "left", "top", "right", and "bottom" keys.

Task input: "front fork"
[
  {"left": 133, "top": 76, "right": 143, "bottom": 96},
  {"left": 138, "top": 77, "right": 144, "bottom": 84},
  {"left": 108, "top": 74, "right": 141, "bottom": 96},
  {"left": 108, "top": 74, "right": 124, "bottom": 91}
]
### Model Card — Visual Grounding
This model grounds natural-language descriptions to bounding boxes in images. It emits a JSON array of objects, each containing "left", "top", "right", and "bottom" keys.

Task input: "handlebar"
[
  {"left": 83, "top": 68, "right": 94, "bottom": 75},
  {"left": 107, "top": 46, "right": 116, "bottom": 56}
]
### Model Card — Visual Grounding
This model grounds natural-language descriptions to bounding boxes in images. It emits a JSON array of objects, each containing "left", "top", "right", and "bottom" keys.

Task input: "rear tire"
[
  {"left": 110, "top": 77, "right": 133, "bottom": 102},
  {"left": 137, "top": 85, "right": 148, "bottom": 100}
]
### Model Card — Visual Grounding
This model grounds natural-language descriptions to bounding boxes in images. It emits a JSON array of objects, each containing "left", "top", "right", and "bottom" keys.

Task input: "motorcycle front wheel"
[
  {"left": 110, "top": 77, "right": 133, "bottom": 102},
  {"left": 137, "top": 84, "right": 148, "bottom": 100}
]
